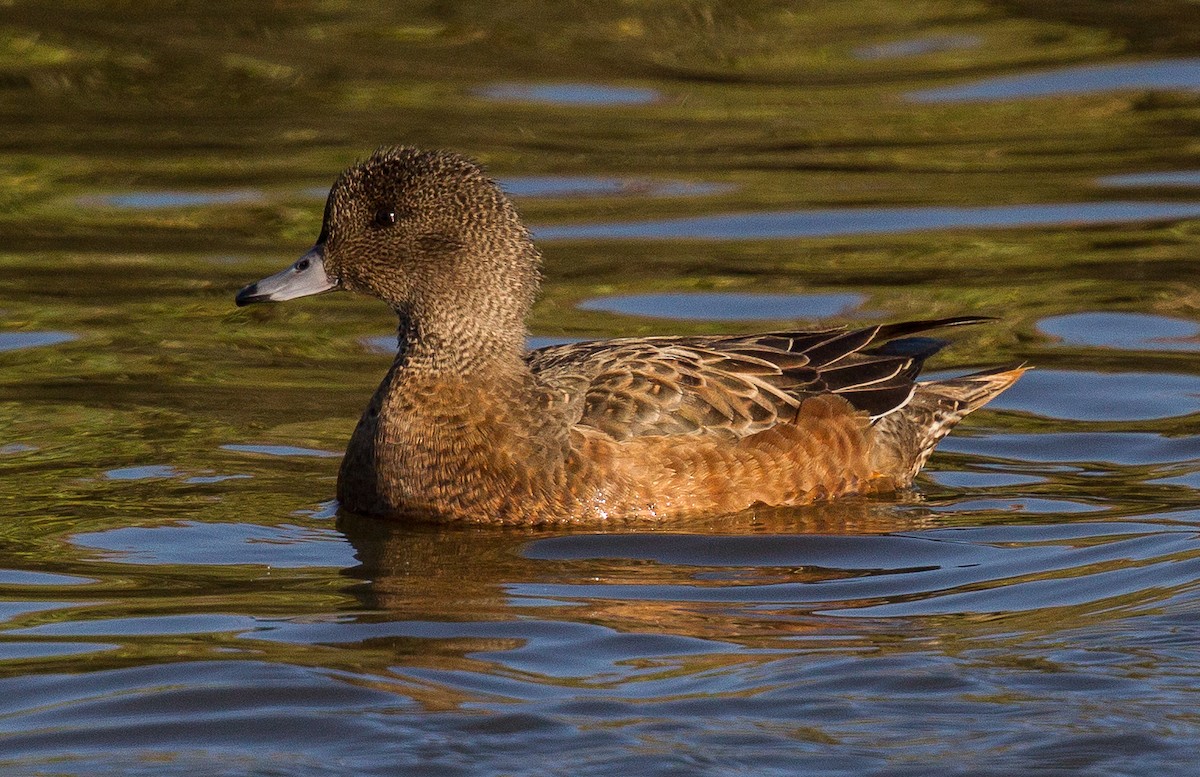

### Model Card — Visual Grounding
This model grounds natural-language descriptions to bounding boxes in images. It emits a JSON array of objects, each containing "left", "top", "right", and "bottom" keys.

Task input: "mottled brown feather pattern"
[{"left": 239, "top": 147, "right": 1026, "bottom": 524}]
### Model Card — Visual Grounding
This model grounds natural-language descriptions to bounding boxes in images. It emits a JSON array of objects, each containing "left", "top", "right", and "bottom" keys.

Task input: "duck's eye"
[{"left": 373, "top": 207, "right": 397, "bottom": 228}]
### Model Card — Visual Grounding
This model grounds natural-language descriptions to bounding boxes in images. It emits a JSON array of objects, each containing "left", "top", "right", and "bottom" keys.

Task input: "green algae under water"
[{"left": 3, "top": 1, "right": 1200, "bottom": 774}]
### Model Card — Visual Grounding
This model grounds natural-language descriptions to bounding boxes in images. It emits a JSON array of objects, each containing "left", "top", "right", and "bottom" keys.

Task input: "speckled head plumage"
[
  {"left": 330, "top": 148, "right": 541, "bottom": 360},
  {"left": 238, "top": 147, "right": 541, "bottom": 369}
]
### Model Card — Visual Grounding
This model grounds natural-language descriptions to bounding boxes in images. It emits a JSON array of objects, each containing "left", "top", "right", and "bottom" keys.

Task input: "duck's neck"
[{"left": 393, "top": 307, "right": 528, "bottom": 377}]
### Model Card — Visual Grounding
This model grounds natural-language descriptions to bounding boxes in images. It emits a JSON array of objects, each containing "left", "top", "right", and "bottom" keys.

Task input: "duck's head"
[{"left": 236, "top": 147, "right": 541, "bottom": 364}]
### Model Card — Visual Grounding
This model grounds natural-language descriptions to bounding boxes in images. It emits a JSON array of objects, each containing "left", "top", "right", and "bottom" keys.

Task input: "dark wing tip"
[{"left": 871, "top": 316, "right": 995, "bottom": 343}]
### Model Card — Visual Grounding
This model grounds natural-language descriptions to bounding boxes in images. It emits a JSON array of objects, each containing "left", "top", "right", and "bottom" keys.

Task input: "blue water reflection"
[
  {"left": 0, "top": 643, "right": 113, "bottom": 660},
  {"left": 476, "top": 83, "right": 659, "bottom": 105},
  {"left": 104, "top": 465, "right": 180, "bottom": 481},
  {"left": 503, "top": 176, "right": 731, "bottom": 199},
  {"left": 72, "top": 522, "right": 354, "bottom": 567},
  {"left": 940, "top": 432, "right": 1200, "bottom": 466},
  {"left": 79, "top": 191, "right": 264, "bottom": 209},
  {"left": 535, "top": 201, "right": 1200, "bottom": 241},
  {"left": 578, "top": 292, "right": 865, "bottom": 321},
  {"left": 910, "top": 59, "right": 1200, "bottom": 102},
  {"left": 220, "top": 444, "right": 340, "bottom": 459},
  {"left": 854, "top": 34, "right": 981, "bottom": 60},
  {"left": 1039, "top": 312, "right": 1200, "bottom": 352},
  {"left": 1098, "top": 171, "right": 1200, "bottom": 188},
  {"left": 0, "top": 570, "right": 92, "bottom": 586},
  {"left": 925, "top": 470, "right": 1045, "bottom": 488},
  {"left": 980, "top": 369, "right": 1200, "bottom": 422},
  {"left": 0, "top": 332, "right": 77, "bottom": 352}
]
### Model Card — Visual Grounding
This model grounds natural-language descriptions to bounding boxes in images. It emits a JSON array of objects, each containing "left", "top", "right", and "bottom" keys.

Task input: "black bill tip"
[{"left": 235, "top": 283, "right": 269, "bottom": 307}]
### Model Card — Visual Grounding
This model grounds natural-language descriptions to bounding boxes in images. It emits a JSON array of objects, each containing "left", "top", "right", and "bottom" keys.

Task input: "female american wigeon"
[{"left": 236, "top": 147, "right": 1024, "bottom": 524}]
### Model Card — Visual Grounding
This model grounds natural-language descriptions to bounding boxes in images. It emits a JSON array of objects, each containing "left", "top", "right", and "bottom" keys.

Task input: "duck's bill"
[{"left": 235, "top": 245, "right": 338, "bottom": 306}]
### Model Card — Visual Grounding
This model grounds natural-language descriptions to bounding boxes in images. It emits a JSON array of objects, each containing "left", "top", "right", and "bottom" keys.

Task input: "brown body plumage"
[{"left": 236, "top": 147, "right": 1024, "bottom": 525}]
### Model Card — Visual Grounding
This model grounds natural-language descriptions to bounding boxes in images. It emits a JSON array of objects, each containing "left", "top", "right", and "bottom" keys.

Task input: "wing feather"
[{"left": 525, "top": 317, "right": 984, "bottom": 440}]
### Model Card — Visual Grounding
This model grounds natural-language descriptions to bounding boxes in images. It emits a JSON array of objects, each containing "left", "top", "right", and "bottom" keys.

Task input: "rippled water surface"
[{"left": 3, "top": 2, "right": 1200, "bottom": 775}]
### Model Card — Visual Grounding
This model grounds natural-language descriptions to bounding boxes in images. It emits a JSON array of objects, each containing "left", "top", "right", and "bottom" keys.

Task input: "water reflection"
[
  {"left": 78, "top": 191, "right": 264, "bottom": 209},
  {"left": 0, "top": 332, "right": 77, "bottom": 352},
  {"left": 334, "top": 504, "right": 945, "bottom": 620},
  {"left": 476, "top": 83, "right": 660, "bottom": 105},
  {"left": 502, "top": 176, "right": 731, "bottom": 199},
  {"left": 0, "top": 601, "right": 90, "bottom": 623},
  {"left": 1039, "top": 312, "right": 1200, "bottom": 352},
  {"left": 910, "top": 58, "right": 1200, "bottom": 102},
  {"left": 983, "top": 369, "right": 1200, "bottom": 422},
  {"left": 104, "top": 465, "right": 181, "bottom": 480},
  {"left": 220, "top": 444, "right": 340, "bottom": 459},
  {"left": 854, "top": 35, "right": 981, "bottom": 60},
  {"left": 0, "top": 570, "right": 91, "bottom": 586},
  {"left": 0, "top": 642, "right": 113, "bottom": 660},
  {"left": 832, "top": 524, "right": 1200, "bottom": 617},
  {"left": 0, "top": 661, "right": 411, "bottom": 773},
  {"left": 929, "top": 497, "right": 1103, "bottom": 514},
  {"left": 72, "top": 521, "right": 354, "bottom": 567},
  {"left": 577, "top": 292, "right": 865, "bottom": 321},
  {"left": 925, "top": 469, "right": 1045, "bottom": 488},
  {"left": 535, "top": 201, "right": 1200, "bottom": 241},
  {"left": 1098, "top": 171, "right": 1200, "bottom": 188},
  {"left": 941, "top": 431, "right": 1200, "bottom": 466}
]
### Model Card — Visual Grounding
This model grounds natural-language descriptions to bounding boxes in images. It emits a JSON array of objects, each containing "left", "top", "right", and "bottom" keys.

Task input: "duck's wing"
[{"left": 526, "top": 317, "right": 989, "bottom": 441}]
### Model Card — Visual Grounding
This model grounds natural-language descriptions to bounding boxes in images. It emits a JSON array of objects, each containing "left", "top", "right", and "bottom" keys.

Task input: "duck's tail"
[{"left": 871, "top": 365, "right": 1028, "bottom": 483}]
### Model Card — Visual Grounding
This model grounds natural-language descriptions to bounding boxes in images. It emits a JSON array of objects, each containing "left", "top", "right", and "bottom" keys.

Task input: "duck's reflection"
[
  {"left": 326, "top": 500, "right": 942, "bottom": 708},
  {"left": 336, "top": 497, "right": 939, "bottom": 639}
]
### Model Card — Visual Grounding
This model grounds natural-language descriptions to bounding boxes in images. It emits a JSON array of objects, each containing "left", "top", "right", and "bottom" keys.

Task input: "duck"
[{"left": 235, "top": 147, "right": 1025, "bottom": 525}]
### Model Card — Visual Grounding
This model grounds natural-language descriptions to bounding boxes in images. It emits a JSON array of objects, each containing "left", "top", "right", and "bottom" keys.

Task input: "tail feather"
[{"left": 872, "top": 365, "right": 1027, "bottom": 482}]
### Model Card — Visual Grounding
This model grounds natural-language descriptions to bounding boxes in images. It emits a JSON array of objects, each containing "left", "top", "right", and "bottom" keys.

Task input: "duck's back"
[
  {"left": 518, "top": 317, "right": 1024, "bottom": 520},
  {"left": 526, "top": 317, "right": 984, "bottom": 439}
]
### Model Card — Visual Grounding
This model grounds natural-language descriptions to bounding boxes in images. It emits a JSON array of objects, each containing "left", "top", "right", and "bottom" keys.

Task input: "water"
[
  {"left": 1099, "top": 171, "right": 1200, "bottom": 189},
  {"left": 577, "top": 292, "right": 866, "bottom": 320},
  {"left": 78, "top": 191, "right": 266, "bottom": 210},
  {"left": 500, "top": 176, "right": 732, "bottom": 199},
  {"left": 534, "top": 201, "right": 1200, "bottom": 241},
  {"left": 475, "top": 83, "right": 661, "bottom": 106},
  {"left": 853, "top": 34, "right": 982, "bottom": 61},
  {"left": 3, "top": 2, "right": 1200, "bottom": 775},
  {"left": 909, "top": 58, "right": 1200, "bottom": 102},
  {"left": 1039, "top": 312, "right": 1200, "bottom": 352},
  {"left": 0, "top": 332, "right": 78, "bottom": 352}
]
